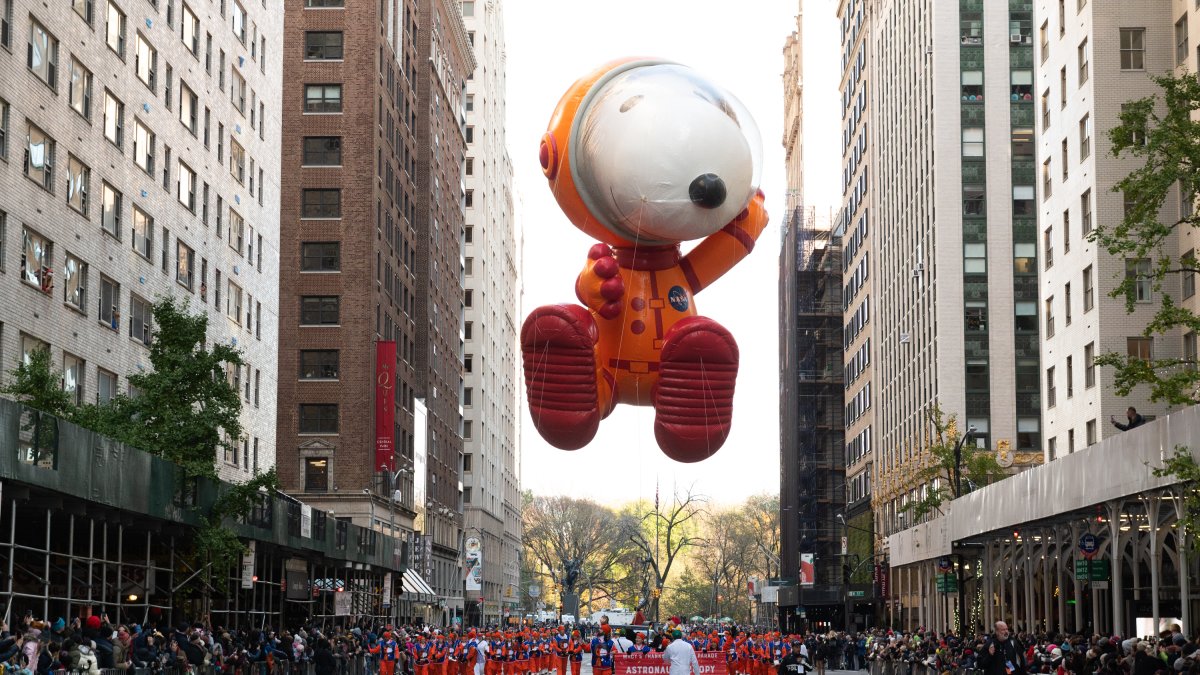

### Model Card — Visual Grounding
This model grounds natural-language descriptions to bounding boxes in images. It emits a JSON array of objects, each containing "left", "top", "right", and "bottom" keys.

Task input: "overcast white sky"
[{"left": 507, "top": 0, "right": 841, "bottom": 505}]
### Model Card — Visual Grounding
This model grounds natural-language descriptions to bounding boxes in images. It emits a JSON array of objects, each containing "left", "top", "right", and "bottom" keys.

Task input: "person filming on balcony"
[{"left": 1111, "top": 407, "right": 1146, "bottom": 432}]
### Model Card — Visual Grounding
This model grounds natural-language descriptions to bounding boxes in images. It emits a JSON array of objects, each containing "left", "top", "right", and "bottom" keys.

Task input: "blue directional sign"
[{"left": 1079, "top": 533, "right": 1099, "bottom": 560}]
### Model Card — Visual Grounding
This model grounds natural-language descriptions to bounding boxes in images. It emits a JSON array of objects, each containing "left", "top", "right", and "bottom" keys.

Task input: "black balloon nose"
[{"left": 688, "top": 173, "right": 727, "bottom": 209}]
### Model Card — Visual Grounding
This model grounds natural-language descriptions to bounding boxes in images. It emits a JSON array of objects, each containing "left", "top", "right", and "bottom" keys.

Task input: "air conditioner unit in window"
[
  {"left": 1010, "top": 34, "right": 1022, "bottom": 43},
  {"left": 900, "top": 333, "right": 911, "bottom": 344}
]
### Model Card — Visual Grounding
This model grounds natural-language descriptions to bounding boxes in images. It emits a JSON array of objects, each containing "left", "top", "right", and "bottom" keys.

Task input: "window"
[
  {"left": 304, "top": 84, "right": 342, "bottom": 113},
  {"left": 464, "top": 190, "right": 474, "bottom": 208},
  {"left": 228, "top": 208, "right": 244, "bottom": 253},
  {"left": 1186, "top": 250, "right": 1197, "bottom": 299},
  {"left": 134, "top": 34, "right": 156, "bottom": 90},
  {"left": 1083, "top": 265, "right": 1094, "bottom": 312},
  {"left": 69, "top": 58, "right": 92, "bottom": 118},
  {"left": 181, "top": 4, "right": 198, "bottom": 53},
  {"left": 1178, "top": 15, "right": 1190, "bottom": 65},
  {"left": 1039, "top": 21, "right": 1049, "bottom": 62},
  {"left": 1182, "top": 183, "right": 1195, "bottom": 221},
  {"left": 105, "top": 1, "right": 125, "bottom": 55},
  {"left": 465, "top": 126, "right": 474, "bottom": 144},
  {"left": 303, "top": 137, "right": 342, "bottom": 165},
  {"left": 1041, "top": 89, "right": 1050, "bottom": 129},
  {"left": 301, "top": 242, "right": 340, "bottom": 271},
  {"left": 231, "top": 0, "right": 246, "bottom": 43},
  {"left": 1011, "top": 69, "right": 1032, "bottom": 100},
  {"left": 1077, "top": 38, "right": 1089, "bottom": 85},
  {"left": 230, "top": 69, "right": 246, "bottom": 112},
  {"left": 230, "top": 139, "right": 245, "bottom": 182},
  {"left": 300, "top": 296, "right": 339, "bottom": 325},
  {"left": 67, "top": 156, "right": 89, "bottom": 215},
  {"left": 176, "top": 162, "right": 197, "bottom": 211},
  {"left": 1126, "top": 258, "right": 1153, "bottom": 303},
  {"left": 133, "top": 120, "right": 154, "bottom": 174},
  {"left": 99, "top": 276, "right": 119, "bottom": 330},
  {"left": 463, "top": 387, "right": 473, "bottom": 406},
  {"left": 1066, "top": 355, "right": 1075, "bottom": 398},
  {"left": 180, "top": 82, "right": 197, "bottom": 133},
  {"left": 1079, "top": 114, "right": 1091, "bottom": 160},
  {"left": 962, "top": 128, "right": 984, "bottom": 156},
  {"left": 20, "top": 229, "right": 51, "bottom": 291},
  {"left": 0, "top": 99, "right": 5, "bottom": 159},
  {"left": 130, "top": 293, "right": 152, "bottom": 344},
  {"left": 160, "top": 226, "right": 169, "bottom": 271},
  {"left": 1120, "top": 28, "right": 1145, "bottom": 70},
  {"left": 1081, "top": 190, "right": 1092, "bottom": 233},
  {"left": 97, "top": 369, "right": 117, "bottom": 404},
  {"left": 299, "top": 350, "right": 339, "bottom": 379},
  {"left": 1063, "top": 208, "right": 1071, "bottom": 252},
  {"left": 24, "top": 123, "right": 54, "bottom": 191},
  {"left": 0, "top": 0, "right": 9, "bottom": 48},
  {"left": 963, "top": 185, "right": 985, "bottom": 216},
  {"left": 1065, "top": 282, "right": 1072, "bottom": 325},
  {"left": 1128, "top": 337, "right": 1153, "bottom": 362},
  {"left": 176, "top": 240, "right": 193, "bottom": 289},
  {"left": 1045, "top": 297, "right": 1055, "bottom": 337},
  {"left": 464, "top": 321, "right": 473, "bottom": 339},
  {"left": 63, "top": 253, "right": 85, "bottom": 310},
  {"left": 464, "top": 420, "right": 473, "bottom": 439},
  {"left": 62, "top": 352, "right": 85, "bottom": 405},
  {"left": 132, "top": 205, "right": 153, "bottom": 259},
  {"left": 302, "top": 189, "right": 341, "bottom": 218},
  {"left": 299, "top": 404, "right": 338, "bottom": 434},
  {"left": 1046, "top": 367, "right": 1056, "bottom": 408},
  {"left": 465, "top": 157, "right": 474, "bottom": 175},
  {"left": 1086, "top": 419, "right": 1097, "bottom": 446},
  {"left": 305, "top": 31, "right": 343, "bottom": 59},
  {"left": 304, "top": 458, "right": 328, "bottom": 492},
  {"left": 1186, "top": 332, "right": 1198, "bottom": 372},
  {"left": 465, "top": 354, "right": 473, "bottom": 373},
  {"left": 305, "top": 0, "right": 343, "bottom": 6},
  {"left": 226, "top": 279, "right": 242, "bottom": 322},
  {"left": 1043, "top": 226, "right": 1054, "bottom": 269},
  {"left": 101, "top": 183, "right": 121, "bottom": 238},
  {"left": 461, "top": 0, "right": 473, "bottom": 16},
  {"left": 1047, "top": 437, "right": 1057, "bottom": 461},
  {"left": 103, "top": 91, "right": 124, "bottom": 148},
  {"left": 74, "top": 0, "right": 93, "bottom": 22},
  {"left": 27, "top": 21, "right": 58, "bottom": 87}
]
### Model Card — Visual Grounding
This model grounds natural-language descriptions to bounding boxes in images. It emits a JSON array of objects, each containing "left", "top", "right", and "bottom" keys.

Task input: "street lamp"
[{"left": 952, "top": 425, "right": 978, "bottom": 499}]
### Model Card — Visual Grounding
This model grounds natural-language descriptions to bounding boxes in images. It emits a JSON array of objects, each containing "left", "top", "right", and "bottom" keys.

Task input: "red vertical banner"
[{"left": 375, "top": 340, "right": 397, "bottom": 472}]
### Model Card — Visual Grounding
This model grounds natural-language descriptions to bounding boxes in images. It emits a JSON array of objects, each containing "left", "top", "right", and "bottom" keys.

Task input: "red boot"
[
  {"left": 521, "top": 304, "right": 602, "bottom": 450},
  {"left": 653, "top": 316, "right": 739, "bottom": 462}
]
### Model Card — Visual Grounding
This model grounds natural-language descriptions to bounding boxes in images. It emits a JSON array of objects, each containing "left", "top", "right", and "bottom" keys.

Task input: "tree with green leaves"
[
  {"left": 1099, "top": 72, "right": 1200, "bottom": 550},
  {"left": 1094, "top": 71, "right": 1200, "bottom": 406},
  {"left": 902, "top": 404, "right": 1005, "bottom": 521}
]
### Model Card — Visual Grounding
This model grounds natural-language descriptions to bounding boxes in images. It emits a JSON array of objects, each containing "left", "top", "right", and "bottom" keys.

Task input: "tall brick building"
[
  {"left": 276, "top": 0, "right": 420, "bottom": 583},
  {"left": 0, "top": 0, "right": 282, "bottom": 481},
  {"left": 277, "top": 0, "right": 472, "bottom": 623},
  {"left": 413, "top": 0, "right": 474, "bottom": 624}
]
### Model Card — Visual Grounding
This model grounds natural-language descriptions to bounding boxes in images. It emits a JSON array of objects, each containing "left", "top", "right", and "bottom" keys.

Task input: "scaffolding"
[
  {"left": 0, "top": 399, "right": 407, "bottom": 629},
  {"left": 779, "top": 205, "right": 847, "bottom": 629}
]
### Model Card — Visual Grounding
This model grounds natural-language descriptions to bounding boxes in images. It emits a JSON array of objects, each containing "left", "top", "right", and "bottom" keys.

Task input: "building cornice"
[{"left": 443, "top": 0, "right": 477, "bottom": 75}]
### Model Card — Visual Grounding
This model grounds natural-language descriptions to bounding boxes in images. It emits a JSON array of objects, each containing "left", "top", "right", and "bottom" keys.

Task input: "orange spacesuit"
[{"left": 522, "top": 58, "right": 769, "bottom": 463}]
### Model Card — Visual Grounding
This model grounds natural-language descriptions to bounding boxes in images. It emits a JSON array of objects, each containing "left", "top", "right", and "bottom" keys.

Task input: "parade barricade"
[{"left": 614, "top": 653, "right": 729, "bottom": 675}]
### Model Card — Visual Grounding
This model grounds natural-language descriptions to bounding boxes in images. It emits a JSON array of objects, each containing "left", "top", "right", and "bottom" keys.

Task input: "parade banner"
[
  {"left": 800, "top": 553, "right": 814, "bottom": 587},
  {"left": 614, "top": 653, "right": 728, "bottom": 675},
  {"left": 375, "top": 340, "right": 397, "bottom": 472}
]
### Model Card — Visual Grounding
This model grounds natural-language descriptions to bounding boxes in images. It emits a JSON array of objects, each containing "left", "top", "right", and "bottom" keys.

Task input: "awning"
[{"left": 401, "top": 569, "right": 437, "bottom": 604}]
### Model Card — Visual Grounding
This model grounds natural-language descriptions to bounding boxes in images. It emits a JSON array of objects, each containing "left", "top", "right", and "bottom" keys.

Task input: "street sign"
[
  {"left": 935, "top": 573, "right": 957, "bottom": 593},
  {"left": 848, "top": 590, "right": 865, "bottom": 598},
  {"left": 1078, "top": 533, "right": 1099, "bottom": 560},
  {"left": 937, "top": 557, "right": 952, "bottom": 574},
  {"left": 1074, "top": 558, "right": 1110, "bottom": 581}
]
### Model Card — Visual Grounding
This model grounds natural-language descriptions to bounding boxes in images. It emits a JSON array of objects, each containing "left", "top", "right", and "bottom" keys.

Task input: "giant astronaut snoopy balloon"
[{"left": 522, "top": 58, "right": 769, "bottom": 463}]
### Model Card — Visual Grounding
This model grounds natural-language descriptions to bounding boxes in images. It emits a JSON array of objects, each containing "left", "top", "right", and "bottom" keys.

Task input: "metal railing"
[{"left": 76, "top": 654, "right": 382, "bottom": 675}]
